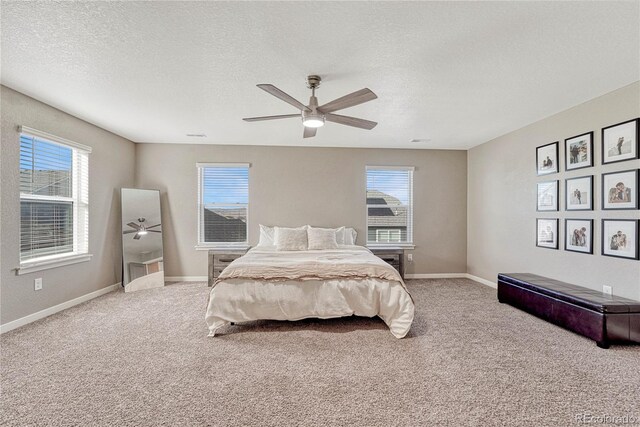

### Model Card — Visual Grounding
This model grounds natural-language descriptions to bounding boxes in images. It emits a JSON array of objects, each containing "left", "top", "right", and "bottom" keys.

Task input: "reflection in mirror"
[{"left": 121, "top": 188, "right": 164, "bottom": 292}]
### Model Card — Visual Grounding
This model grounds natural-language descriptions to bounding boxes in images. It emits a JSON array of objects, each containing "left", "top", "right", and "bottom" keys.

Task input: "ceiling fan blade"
[
  {"left": 147, "top": 230, "right": 162, "bottom": 233},
  {"left": 127, "top": 222, "right": 141, "bottom": 230},
  {"left": 317, "top": 88, "right": 377, "bottom": 113},
  {"left": 243, "top": 114, "right": 300, "bottom": 122},
  {"left": 133, "top": 233, "right": 142, "bottom": 240},
  {"left": 303, "top": 126, "right": 317, "bottom": 138},
  {"left": 147, "top": 224, "right": 162, "bottom": 229},
  {"left": 257, "top": 84, "right": 309, "bottom": 111},
  {"left": 123, "top": 230, "right": 138, "bottom": 234},
  {"left": 326, "top": 113, "right": 377, "bottom": 130}
]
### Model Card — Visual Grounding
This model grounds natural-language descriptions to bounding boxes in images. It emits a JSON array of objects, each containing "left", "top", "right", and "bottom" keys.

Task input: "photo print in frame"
[
  {"left": 601, "top": 118, "right": 639, "bottom": 165},
  {"left": 537, "top": 218, "right": 559, "bottom": 249},
  {"left": 566, "top": 175, "right": 593, "bottom": 211},
  {"left": 565, "top": 219, "right": 593, "bottom": 254},
  {"left": 565, "top": 131, "right": 593, "bottom": 171},
  {"left": 537, "top": 142, "right": 559, "bottom": 176},
  {"left": 602, "top": 219, "right": 639, "bottom": 260},
  {"left": 537, "top": 180, "right": 559, "bottom": 212},
  {"left": 602, "top": 169, "right": 638, "bottom": 210}
]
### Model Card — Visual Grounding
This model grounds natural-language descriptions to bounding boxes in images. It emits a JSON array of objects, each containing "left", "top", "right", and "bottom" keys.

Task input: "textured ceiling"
[{"left": 1, "top": 2, "right": 639, "bottom": 149}]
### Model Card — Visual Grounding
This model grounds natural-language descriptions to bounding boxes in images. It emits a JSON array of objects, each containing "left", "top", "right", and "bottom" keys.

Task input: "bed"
[{"left": 205, "top": 244, "right": 415, "bottom": 338}]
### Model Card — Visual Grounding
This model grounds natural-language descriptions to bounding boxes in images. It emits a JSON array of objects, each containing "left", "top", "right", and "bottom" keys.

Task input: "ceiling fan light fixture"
[
  {"left": 302, "top": 112, "right": 325, "bottom": 128},
  {"left": 137, "top": 230, "right": 148, "bottom": 236},
  {"left": 244, "top": 76, "right": 377, "bottom": 137}
]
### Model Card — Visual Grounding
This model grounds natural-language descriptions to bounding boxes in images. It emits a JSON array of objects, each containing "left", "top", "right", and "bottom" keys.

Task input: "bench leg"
[{"left": 596, "top": 340, "right": 610, "bottom": 349}]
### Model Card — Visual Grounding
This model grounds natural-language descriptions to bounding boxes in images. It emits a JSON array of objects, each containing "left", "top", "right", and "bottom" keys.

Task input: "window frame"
[
  {"left": 196, "top": 162, "right": 250, "bottom": 250},
  {"left": 365, "top": 165, "right": 415, "bottom": 249},
  {"left": 16, "top": 126, "right": 92, "bottom": 275}
]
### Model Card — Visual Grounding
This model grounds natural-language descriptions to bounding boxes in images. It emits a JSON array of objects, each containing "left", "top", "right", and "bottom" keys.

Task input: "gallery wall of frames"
[{"left": 535, "top": 118, "right": 640, "bottom": 260}]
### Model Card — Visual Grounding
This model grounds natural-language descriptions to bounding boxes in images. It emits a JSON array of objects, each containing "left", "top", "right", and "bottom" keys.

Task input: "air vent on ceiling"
[
  {"left": 410, "top": 138, "right": 431, "bottom": 143},
  {"left": 186, "top": 133, "right": 207, "bottom": 138}
]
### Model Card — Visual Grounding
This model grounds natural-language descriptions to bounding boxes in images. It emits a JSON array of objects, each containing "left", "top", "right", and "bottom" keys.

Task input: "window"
[
  {"left": 366, "top": 166, "right": 413, "bottom": 246},
  {"left": 376, "top": 229, "right": 402, "bottom": 243},
  {"left": 19, "top": 127, "right": 91, "bottom": 270},
  {"left": 197, "top": 163, "right": 249, "bottom": 248}
]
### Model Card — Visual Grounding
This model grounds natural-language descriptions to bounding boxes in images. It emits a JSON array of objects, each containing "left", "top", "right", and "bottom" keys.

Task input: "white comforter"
[{"left": 205, "top": 245, "right": 415, "bottom": 338}]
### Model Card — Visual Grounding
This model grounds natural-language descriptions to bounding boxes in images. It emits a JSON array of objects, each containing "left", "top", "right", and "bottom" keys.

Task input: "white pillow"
[
  {"left": 307, "top": 227, "right": 339, "bottom": 250},
  {"left": 345, "top": 227, "right": 357, "bottom": 245},
  {"left": 257, "top": 224, "right": 275, "bottom": 246},
  {"left": 308, "top": 226, "right": 346, "bottom": 244},
  {"left": 274, "top": 226, "right": 308, "bottom": 251},
  {"left": 258, "top": 224, "right": 307, "bottom": 246}
]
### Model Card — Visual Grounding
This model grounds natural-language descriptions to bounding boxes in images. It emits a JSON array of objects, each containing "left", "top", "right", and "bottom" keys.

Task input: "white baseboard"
[
  {"left": 405, "top": 273, "right": 467, "bottom": 279},
  {"left": 465, "top": 274, "right": 497, "bottom": 289},
  {"left": 0, "top": 282, "right": 121, "bottom": 334},
  {"left": 165, "top": 276, "right": 207, "bottom": 282}
]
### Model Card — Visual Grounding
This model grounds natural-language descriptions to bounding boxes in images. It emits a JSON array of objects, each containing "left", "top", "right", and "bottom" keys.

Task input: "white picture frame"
[
  {"left": 536, "top": 218, "right": 558, "bottom": 249},
  {"left": 565, "top": 175, "right": 593, "bottom": 211},
  {"left": 565, "top": 132, "right": 593, "bottom": 171},
  {"left": 602, "top": 169, "right": 638, "bottom": 210},
  {"left": 565, "top": 219, "right": 593, "bottom": 254},
  {"left": 602, "top": 219, "right": 639, "bottom": 260},
  {"left": 601, "top": 118, "right": 639, "bottom": 164},
  {"left": 537, "top": 180, "right": 558, "bottom": 212},
  {"left": 536, "top": 142, "right": 559, "bottom": 176}
]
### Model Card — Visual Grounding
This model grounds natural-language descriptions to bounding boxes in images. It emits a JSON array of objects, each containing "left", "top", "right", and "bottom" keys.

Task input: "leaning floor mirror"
[{"left": 121, "top": 188, "right": 164, "bottom": 292}]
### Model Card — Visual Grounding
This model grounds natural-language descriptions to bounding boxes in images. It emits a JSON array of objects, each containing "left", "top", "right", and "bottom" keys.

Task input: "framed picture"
[
  {"left": 601, "top": 118, "right": 639, "bottom": 164},
  {"left": 602, "top": 169, "right": 638, "bottom": 210},
  {"left": 536, "top": 218, "right": 558, "bottom": 249},
  {"left": 565, "top": 175, "right": 593, "bottom": 211},
  {"left": 565, "top": 219, "right": 593, "bottom": 254},
  {"left": 565, "top": 131, "right": 593, "bottom": 171},
  {"left": 537, "top": 180, "right": 558, "bottom": 211},
  {"left": 602, "top": 219, "right": 639, "bottom": 260},
  {"left": 536, "top": 142, "right": 559, "bottom": 175}
]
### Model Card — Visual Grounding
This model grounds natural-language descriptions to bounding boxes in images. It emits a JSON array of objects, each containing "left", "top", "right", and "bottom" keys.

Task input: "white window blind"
[
  {"left": 366, "top": 166, "right": 413, "bottom": 245},
  {"left": 19, "top": 128, "right": 90, "bottom": 263},
  {"left": 197, "top": 163, "right": 249, "bottom": 247}
]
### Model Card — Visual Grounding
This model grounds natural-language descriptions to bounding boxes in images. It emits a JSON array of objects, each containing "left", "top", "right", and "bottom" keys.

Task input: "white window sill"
[
  {"left": 16, "top": 253, "right": 93, "bottom": 275},
  {"left": 366, "top": 244, "right": 416, "bottom": 250},
  {"left": 195, "top": 245, "right": 250, "bottom": 251}
]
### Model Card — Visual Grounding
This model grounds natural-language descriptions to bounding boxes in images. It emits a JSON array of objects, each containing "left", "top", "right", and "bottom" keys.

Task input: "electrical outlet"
[
  {"left": 34, "top": 278, "right": 43, "bottom": 291},
  {"left": 603, "top": 285, "right": 612, "bottom": 295},
  {"left": 407, "top": 253, "right": 413, "bottom": 262}
]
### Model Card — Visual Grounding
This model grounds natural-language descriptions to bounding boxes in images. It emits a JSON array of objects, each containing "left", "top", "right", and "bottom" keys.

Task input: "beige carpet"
[{"left": 1, "top": 279, "right": 639, "bottom": 426}]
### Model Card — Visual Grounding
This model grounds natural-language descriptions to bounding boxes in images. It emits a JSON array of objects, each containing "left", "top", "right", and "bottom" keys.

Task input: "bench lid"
[{"left": 498, "top": 273, "right": 640, "bottom": 313}]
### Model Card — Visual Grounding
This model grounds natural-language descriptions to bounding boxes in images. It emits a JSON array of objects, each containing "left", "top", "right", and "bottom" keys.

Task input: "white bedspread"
[{"left": 205, "top": 245, "right": 415, "bottom": 338}]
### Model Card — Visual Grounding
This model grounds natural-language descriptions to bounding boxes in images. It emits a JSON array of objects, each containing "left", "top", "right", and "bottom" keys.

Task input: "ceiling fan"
[
  {"left": 123, "top": 218, "right": 161, "bottom": 240},
  {"left": 243, "top": 75, "right": 378, "bottom": 138}
]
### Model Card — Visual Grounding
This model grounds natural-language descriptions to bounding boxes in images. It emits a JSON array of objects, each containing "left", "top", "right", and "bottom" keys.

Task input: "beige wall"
[
  {"left": 468, "top": 82, "right": 640, "bottom": 300},
  {"left": 0, "top": 86, "right": 135, "bottom": 324},
  {"left": 134, "top": 144, "right": 468, "bottom": 277},
  {"left": 6, "top": 80, "right": 635, "bottom": 327}
]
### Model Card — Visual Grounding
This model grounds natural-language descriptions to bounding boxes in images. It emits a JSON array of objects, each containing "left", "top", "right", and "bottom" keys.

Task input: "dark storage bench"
[{"left": 498, "top": 273, "right": 640, "bottom": 348}]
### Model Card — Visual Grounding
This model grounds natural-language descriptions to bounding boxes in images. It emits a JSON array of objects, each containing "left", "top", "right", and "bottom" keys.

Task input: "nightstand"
[
  {"left": 208, "top": 248, "right": 249, "bottom": 287},
  {"left": 369, "top": 247, "right": 405, "bottom": 279}
]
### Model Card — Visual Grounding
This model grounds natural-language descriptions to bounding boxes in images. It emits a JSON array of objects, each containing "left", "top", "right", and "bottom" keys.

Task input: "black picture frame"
[
  {"left": 565, "top": 175, "right": 593, "bottom": 211},
  {"left": 601, "top": 118, "right": 639, "bottom": 165},
  {"left": 564, "top": 131, "right": 593, "bottom": 171},
  {"left": 565, "top": 219, "right": 593, "bottom": 255},
  {"left": 601, "top": 219, "right": 639, "bottom": 260},
  {"left": 601, "top": 169, "right": 639, "bottom": 210},
  {"left": 537, "top": 180, "right": 559, "bottom": 212},
  {"left": 536, "top": 218, "right": 559, "bottom": 250},
  {"left": 536, "top": 142, "right": 559, "bottom": 176}
]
